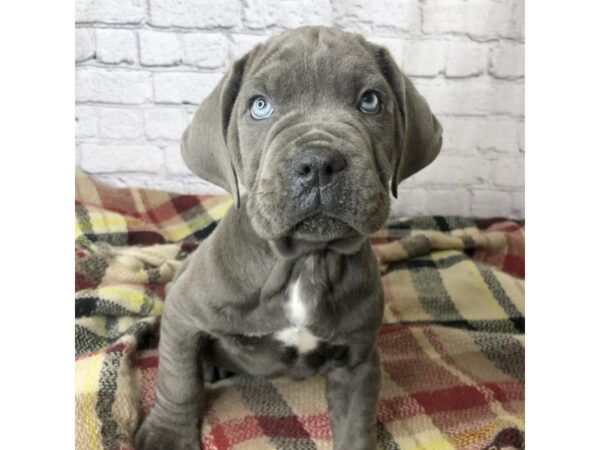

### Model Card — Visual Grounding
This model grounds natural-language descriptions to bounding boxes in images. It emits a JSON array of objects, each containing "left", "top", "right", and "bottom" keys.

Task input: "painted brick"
[
  {"left": 331, "top": 0, "right": 420, "bottom": 35},
  {"left": 96, "top": 29, "right": 137, "bottom": 64},
  {"left": 76, "top": 69, "right": 152, "bottom": 104},
  {"left": 440, "top": 117, "right": 522, "bottom": 154},
  {"left": 517, "top": 121, "right": 525, "bottom": 153},
  {"left": 390, "top": 189, "right": 428, "bottom": 217},
  {"left": 410, "top": 156, "right": 491, "bottom": 187},
  {"left": 139, "top": 31, "right": 182, "bottom": 67},
  {"left": 75, "top": 106, "right": 98, "bottom": 138},
  {"left": 165, "top": 145, "right": 195, "bottom": 176},
  {"left": 423, "top": 0, "right": 515, "bottom": 40},
  {"left": 153, "top": 72, "right": 223, "bottom": 104},
  {"left": 230, "top": 34, "right": 267, "bottom": 60},
  {"left": 99, "top": 108, "right": 143, "bottom": 139},
  {"left": 491, "top": 42, "right": 525, "bottom": 79},
  {"left": 76, "top": 0, "right": 145, "bottom": 24},
  {"left": 75, "top": 28, "right": 95, "bottom": 62},
  {"left": 277, "top": 0, "right": 333, "bottom": 29},
  {"left": 415, "top": 80, "right": 524, "bottom": 116},
  {"left": 492, "top": 159, "right": 524, "bottom": 188},
  {"left": 507, "top": 0, "right": 525, "bottom": 41},
  {"left": 80, "top": 144, "right": 163, "bottom": 173},
  {"left": 182, "top": 34, "right": 229, "bottom": 69},
  {"left": 425, "top": 190, "right": 470, "bottom": 216},
  {"left": 369, "top": 37, "right": 405, "bottom": 65},
  {"left": 402, "top": 41, "right": 446, "bottom": 77},
  {"left": 242, "top": 0, "right": 278, "bottom": 29},
  {"left": 94, "top": 174, "right": 190, "bottom": 194},
  {"left": 144, "top": 109, "right": 186, "bottom": 140},
  {"left": 445, "top": 42, "right": 488, "bottom": 77},
  {"left": 331, "top": 0, "right": 373, "bottom": 34},
  {"left": 372, "top": 0, "right": 420, "bottom": 33},
  {"left": 471, "top": 190, "right": 512, "bottom": 218},
  {"left": 148, "top": 0, "right": 241, "bottom": 28},
  {"left": 511, "top": 191, "right": 525, "bottom": 218},
  {"left": 183, "top": 108, "right": 197, "bottom": 125}
]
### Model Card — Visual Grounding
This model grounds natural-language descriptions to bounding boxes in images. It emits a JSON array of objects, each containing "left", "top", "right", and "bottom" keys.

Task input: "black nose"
[{"left": 292, "top": 148, "right": 347, "bottom": 189}]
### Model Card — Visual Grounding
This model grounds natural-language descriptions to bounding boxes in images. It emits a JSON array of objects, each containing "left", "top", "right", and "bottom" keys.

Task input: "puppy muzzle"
[{"left": 248, "top": 121, "right": 389, "bottom": 243}]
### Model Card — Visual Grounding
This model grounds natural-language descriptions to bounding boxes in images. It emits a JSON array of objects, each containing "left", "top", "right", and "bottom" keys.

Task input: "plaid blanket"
[{"left": 75, "top": 172, "right": 525, "bottom": 450}]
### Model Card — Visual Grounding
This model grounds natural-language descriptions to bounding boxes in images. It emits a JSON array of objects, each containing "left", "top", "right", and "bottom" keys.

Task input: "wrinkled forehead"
[{"left": 243, "top": 28, "right": 387, "bottom": 102}]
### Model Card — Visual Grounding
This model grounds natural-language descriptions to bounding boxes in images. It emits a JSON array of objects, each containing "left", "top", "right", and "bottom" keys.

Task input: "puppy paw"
[{"left": 134, "top": 415, "right": 200, "bottom": 450}]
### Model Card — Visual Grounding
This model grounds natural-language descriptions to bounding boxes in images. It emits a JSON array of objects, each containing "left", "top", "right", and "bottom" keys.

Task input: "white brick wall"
[{"left": 75, "top": 0, "right": 524, "bottom": 219}]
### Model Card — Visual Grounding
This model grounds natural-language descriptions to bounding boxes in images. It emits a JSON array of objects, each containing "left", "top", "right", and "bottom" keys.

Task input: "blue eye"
[
  {"left": 250, "top": 96, "right": 273, "bottom": 120},
  {"left": 358, "top": 90, "right": 382, "bottom": 115}
]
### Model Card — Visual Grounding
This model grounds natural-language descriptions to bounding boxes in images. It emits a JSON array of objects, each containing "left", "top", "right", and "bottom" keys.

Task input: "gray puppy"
[{"left": 135, "top": 26, "right": 442, "bottom": 450}]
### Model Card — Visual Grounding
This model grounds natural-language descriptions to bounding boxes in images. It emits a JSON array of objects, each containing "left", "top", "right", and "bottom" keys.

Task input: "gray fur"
[{"left": 135, "top": 26, "right": 442, "bottom": 450}]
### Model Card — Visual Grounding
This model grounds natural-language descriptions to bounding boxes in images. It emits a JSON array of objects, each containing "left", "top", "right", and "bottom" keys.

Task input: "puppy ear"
[
  {"left": 181, "top": 53, "right": 252, "bottom": 208},
  {"left": 372, "top": 46, "right": 443, "bottom": 198}
]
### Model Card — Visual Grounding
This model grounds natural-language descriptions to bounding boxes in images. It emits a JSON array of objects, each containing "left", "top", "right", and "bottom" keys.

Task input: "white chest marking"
[
  {"left": 288, "top": 279, "right": 308, "bottom": 326},
  {"left": 275, "top": 326, "right": 320, "bottom": 353},
  {"left": 275, "top": 279, "right": 320, "bottom": 353}
]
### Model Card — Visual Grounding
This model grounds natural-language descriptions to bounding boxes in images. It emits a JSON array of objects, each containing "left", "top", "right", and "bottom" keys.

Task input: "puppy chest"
[{"left": 274, "top": 279, "right": 320, "bottom": 353}]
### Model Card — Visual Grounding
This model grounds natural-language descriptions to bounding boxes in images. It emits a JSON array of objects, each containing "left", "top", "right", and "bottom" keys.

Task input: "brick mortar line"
[
  {"left": 75, "top": 22, "right": 524, "bottom": 42},
  {"left": 74, "top": 63, "right": 524, "bottom": 82},
  {"left": 74, "top": 22, "right": 523, "bottom": 43},
  {"left": 75, "top": 61, "right": 525, "bottom": 83}
]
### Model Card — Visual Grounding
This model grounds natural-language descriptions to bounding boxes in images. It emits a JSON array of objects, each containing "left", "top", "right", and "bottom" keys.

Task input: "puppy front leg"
[
  {"left": 325, "top": 348, "right": 381, "bottom": 450},
  {"left": 135, "top": 307, "right": 204, "bottom": 450}
]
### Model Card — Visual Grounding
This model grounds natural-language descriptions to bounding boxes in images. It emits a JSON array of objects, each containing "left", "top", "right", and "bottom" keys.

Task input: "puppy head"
[{"left": 182, "top": 26, "right": 442, "bottom": 243}]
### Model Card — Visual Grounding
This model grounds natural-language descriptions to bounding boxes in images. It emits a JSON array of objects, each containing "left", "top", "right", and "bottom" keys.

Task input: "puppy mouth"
[
  {"left": 267, "top": 213, "right": 366, "bottom": 258},
  {"left": 247, "top": 170, "right": 391, "bottom": 244},
  {"left": 288, "top": 212, "right": 356, "bottom": 242}
]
